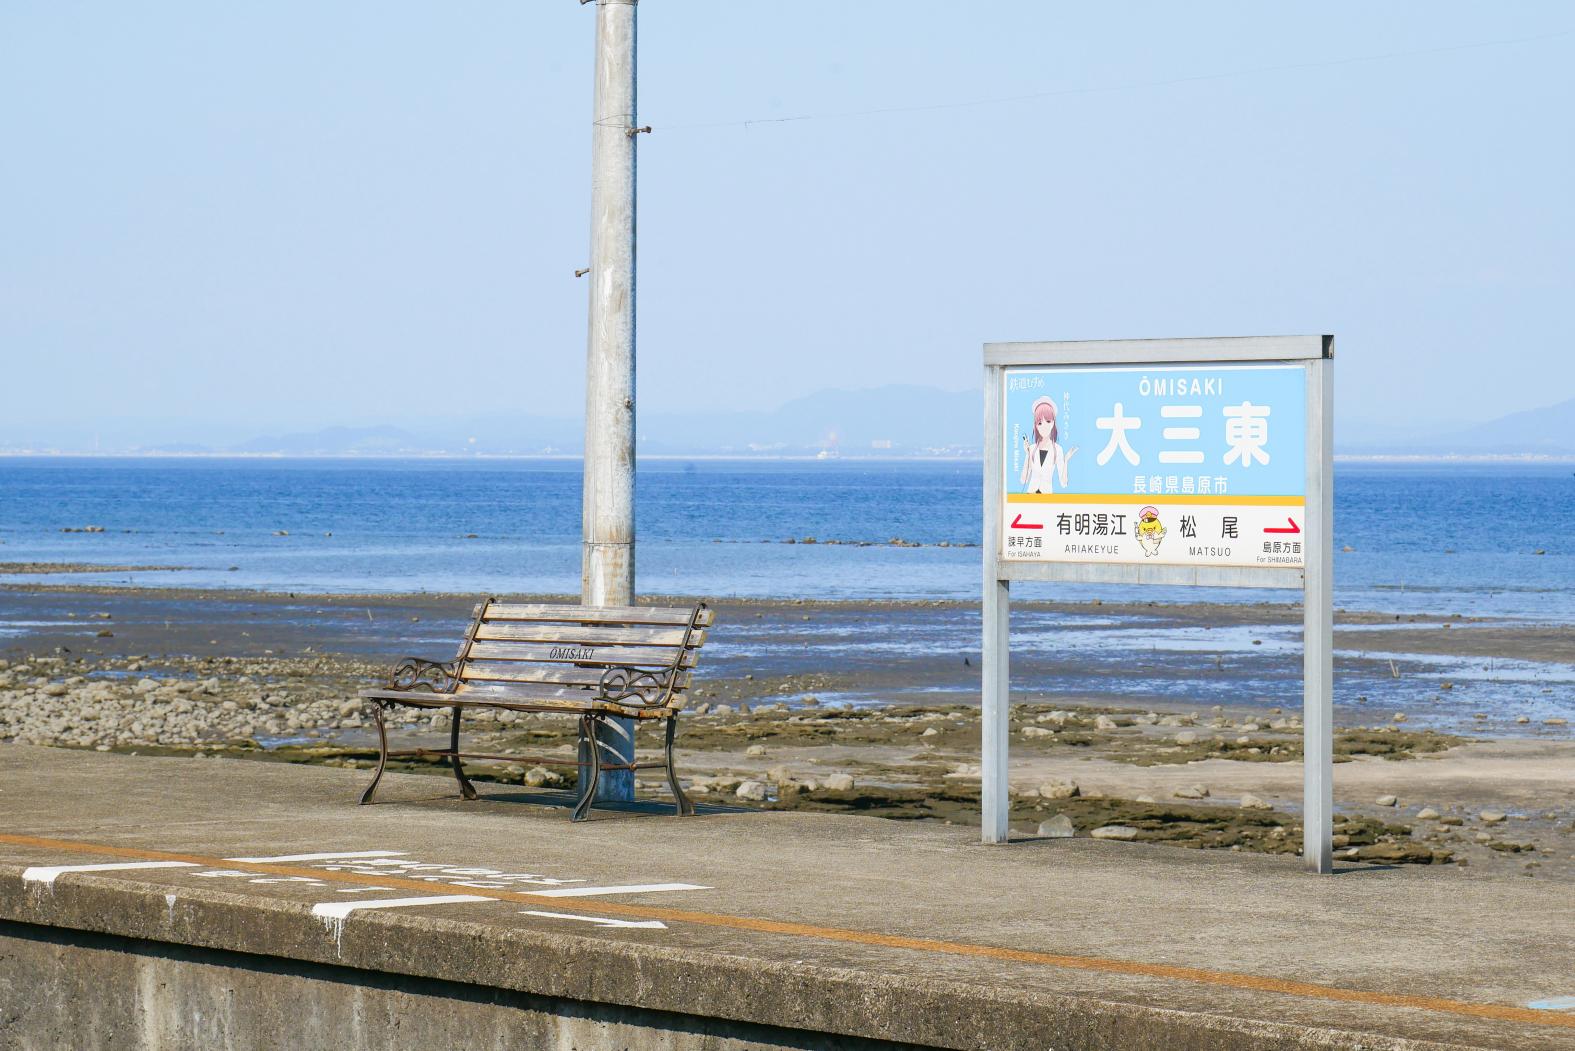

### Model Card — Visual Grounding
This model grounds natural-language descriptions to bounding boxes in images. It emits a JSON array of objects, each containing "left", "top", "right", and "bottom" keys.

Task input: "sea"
[
  {"left": 1, "top": 458, "right": 1571, "bottom": 734},
  {"left": 0, "top": 458, "right": 1570, "bottom": 619}
]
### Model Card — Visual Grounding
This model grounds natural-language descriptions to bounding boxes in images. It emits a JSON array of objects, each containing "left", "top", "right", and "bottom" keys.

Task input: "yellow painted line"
[
  {"left": 1008, "top": 493, "right": 1304, "bottom": 506},
  {"left": 0, "top": 832, "right": 1567, "bottom": 1032}
]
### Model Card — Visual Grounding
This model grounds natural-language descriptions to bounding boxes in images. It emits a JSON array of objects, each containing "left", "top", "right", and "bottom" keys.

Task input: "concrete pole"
[
  {"left": 1302, "top": 351, "right": 1335, "bottom": 872},
  {"left": 582, "top": 0, "right": 638, "bottom": 801},
  {"left": 981, "top": 365, "right": 1011, "bottom": 844}
]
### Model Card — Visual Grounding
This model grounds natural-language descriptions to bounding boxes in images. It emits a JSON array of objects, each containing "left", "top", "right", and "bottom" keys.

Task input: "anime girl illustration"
[{"left": 1019, "top": 396, "right": 1078, "bottom": 493}]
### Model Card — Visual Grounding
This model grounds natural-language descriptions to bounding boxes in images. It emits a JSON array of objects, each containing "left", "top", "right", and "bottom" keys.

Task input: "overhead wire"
[{"left": 655, "top": 26, "right": 1573, "bottom": 133}]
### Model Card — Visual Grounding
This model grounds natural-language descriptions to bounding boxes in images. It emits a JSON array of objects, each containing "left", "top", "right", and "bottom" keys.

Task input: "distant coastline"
[{"left": 1, "top": 451, "right": 1573, "bottom": 464}]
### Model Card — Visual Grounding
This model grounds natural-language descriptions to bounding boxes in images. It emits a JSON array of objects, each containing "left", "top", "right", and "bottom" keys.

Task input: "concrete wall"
[{"left": 0, "top": 921, "right": 917, "bottom": 1051}]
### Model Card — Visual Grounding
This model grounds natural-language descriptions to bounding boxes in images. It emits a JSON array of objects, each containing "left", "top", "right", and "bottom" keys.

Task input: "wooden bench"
[{"left": 357, "top": 599, "right": 712, "bottom": 821}]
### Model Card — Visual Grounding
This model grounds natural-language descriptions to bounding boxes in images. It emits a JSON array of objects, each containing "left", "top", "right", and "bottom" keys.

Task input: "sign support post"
[
  {"left": 1302, "top": 354, "right": 1334, "bottom": 873},
  {"left": 981, "top": 371, "right": 1011, "bottom": 844},
  {"left": 980, "top": 336, "right": 1335, "bottom": 872}
]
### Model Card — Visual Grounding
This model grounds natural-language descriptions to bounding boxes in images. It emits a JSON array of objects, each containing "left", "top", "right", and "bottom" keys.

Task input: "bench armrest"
[
  {"left": 384, "top": 657, "right": 460, "bottom": 694},
  {"left": 596, "top": 666, "right": 672, "bottom": 709}
]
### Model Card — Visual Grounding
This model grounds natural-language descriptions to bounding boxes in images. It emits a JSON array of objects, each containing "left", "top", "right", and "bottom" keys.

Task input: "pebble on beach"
[
  {"left": 1037, "top": 814, "right": 1075, "bottom": 838},
  {"left": 1090, "top": 825, "right": 1138, "bottom": 841},
  {"left": 1038, "top": 779, "right": 1079, "bottom": 800}
]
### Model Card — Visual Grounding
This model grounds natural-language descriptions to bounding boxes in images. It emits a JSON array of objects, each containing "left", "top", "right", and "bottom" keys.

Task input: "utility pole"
[{"left": 582, "top": 0, "right": 639, "bottom": 801}]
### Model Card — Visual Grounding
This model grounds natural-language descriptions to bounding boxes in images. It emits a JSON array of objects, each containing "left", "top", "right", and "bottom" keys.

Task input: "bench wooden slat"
[
  {"left": 483, "top": 603, "right": 712, "bottom": 627},
  {"left": 473, "top": 623, "right": 703, "bottom": 647},
  {"left": 458, "top": 661, "right": 692, "bottom": 691},
  {"left": 466, "top": 641, "right": 698, "bottom": 668}
]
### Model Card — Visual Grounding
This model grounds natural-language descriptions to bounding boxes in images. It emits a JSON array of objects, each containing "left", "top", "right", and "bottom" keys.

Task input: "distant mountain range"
[
  {"left": 123, "top": 385, "right": 983, "bottom": 458},
  {"left": 4, "top": 387, "right": 1571, "bottom": 459},
  {"left": 1339, "top": 396, "right": 1575, "bottom": 457}
]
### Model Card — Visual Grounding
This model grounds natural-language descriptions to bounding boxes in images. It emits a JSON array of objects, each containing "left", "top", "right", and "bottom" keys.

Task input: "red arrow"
[
  {"left": 1010, "top": 513, "right": 1042, "bottom": 530},
  {"left": 1264, "top": 518, "right": 1301, "bottom": 534}
]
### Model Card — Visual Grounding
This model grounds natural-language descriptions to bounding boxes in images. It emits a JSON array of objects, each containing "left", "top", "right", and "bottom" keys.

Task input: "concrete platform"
[{"left": 0, "top": 746, "right": 1571, "bottom": 1050}]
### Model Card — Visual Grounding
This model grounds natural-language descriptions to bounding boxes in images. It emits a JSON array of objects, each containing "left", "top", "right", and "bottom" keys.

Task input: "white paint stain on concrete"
[
  {"left": 528, "top": 883, "right": 709, "bottom": 898},
  {"left": 21, "top": 861, "right": 199, "bottom": 885},
  {"left": 310, "top": 893, "right": 491, "bottom": 954},
  {"left": 520, "top": 910, "right": 667, "bottom": 930},
  {"left": 225, "top": 850, "right": 406, "bottom": 863}
]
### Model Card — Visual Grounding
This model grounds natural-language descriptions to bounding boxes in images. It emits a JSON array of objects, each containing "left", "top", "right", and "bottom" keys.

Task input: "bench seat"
[
  {"left": 357, "top": 686, "right": 679, "bottom": 719},
  {"left": 356, "top": 598, "right": 712, "bottom": 821}
]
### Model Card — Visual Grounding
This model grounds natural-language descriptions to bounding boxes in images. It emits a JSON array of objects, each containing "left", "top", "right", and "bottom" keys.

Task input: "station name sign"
[{"left": 1001, "top": 363, "right": 1307, "bottom": 570}]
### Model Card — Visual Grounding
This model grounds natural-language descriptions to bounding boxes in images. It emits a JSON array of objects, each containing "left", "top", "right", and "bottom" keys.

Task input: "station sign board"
[
  {"left": 1001, "top": 363, "right": 1306, "bottom": 571},
  {"left": 981, "top": 336, "right": 1335, "bottom": 874}
]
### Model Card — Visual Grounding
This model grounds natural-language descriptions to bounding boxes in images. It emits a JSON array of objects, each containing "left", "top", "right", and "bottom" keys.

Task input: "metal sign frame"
[{"left": 981, "top": 335, "right": 1335, "bottom": 873}]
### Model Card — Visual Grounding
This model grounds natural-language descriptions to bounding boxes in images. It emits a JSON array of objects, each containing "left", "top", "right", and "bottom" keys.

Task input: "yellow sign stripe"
[
  {"left": 1007, "top": 493, "right": 1304, "bottom": 506},
  {"left": 0, "top": 832, "right": 1570, "bottom": 1032}
]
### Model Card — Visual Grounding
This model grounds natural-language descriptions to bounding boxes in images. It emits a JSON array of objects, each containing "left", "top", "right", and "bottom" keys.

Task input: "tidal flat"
[{"left": 0, "top": 584, "right": 1570, "bottom": 878}]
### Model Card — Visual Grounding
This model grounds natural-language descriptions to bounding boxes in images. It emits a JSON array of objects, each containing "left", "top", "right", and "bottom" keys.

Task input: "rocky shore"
[{"left": 1, "top": 584, "right": 1570, "bottom": 880}]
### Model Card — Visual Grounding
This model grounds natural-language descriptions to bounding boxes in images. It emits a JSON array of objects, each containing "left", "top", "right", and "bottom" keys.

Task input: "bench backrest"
[{"left": 451, "top": 600, "right": 711, "bottom": 709}]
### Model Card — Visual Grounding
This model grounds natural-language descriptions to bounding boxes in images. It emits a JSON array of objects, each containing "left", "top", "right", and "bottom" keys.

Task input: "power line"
[{"left": 658, "top": 26, "right": 1573, "bottom": 133}]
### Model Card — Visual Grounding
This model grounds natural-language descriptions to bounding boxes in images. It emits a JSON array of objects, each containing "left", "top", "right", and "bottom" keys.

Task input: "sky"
[{"left": 2, "top": 3, "right": 1572, "bottom": 447}]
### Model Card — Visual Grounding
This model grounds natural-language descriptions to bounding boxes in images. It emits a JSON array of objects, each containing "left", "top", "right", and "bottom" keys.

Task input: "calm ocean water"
[{"left": 0, "top": 457, "right": 1571, "bottom": 620}]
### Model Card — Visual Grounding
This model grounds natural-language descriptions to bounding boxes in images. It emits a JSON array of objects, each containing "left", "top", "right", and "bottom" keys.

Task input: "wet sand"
[{"left": 1, "top": 583, "right": 1570, "bottom": 879}]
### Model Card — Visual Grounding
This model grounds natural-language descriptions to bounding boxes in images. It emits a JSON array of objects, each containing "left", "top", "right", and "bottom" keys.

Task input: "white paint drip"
[
  {"left": 310, "top": 894, "right": 491, "bottom": 955},
  {"left": 164, "top": 893, "right": 178, "bottom": 924},
  {"left": 22, "top": 861, "right": 199, "bottom": 885},
  {"left": 527, "top": 883, "right": 709, "bottom": 898}
]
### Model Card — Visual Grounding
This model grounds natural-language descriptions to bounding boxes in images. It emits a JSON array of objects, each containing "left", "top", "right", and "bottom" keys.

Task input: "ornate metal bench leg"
[
  {"left": 572, "top": 714, "right": 601, "bottom": 822},
  {"left": 359, "top": 701, "right": 389, "bottom": 805},
  {"left": 449, "top": 704, "right": 478, "bottom": 801},
  {"left": 664, "top": 714, "right": 694, "bottom": 816}
]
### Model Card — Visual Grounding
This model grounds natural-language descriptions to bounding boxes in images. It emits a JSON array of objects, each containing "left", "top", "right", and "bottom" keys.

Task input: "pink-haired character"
[{"left": 1020, "top": 396, "right": 1078, "bottom": 494}]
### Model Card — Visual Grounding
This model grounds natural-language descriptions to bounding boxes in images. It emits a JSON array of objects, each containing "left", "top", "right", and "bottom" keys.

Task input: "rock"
[
  {"left": 1239, "top": 793, "right": 1272, "bottom": 810},
  {"left": 1037, "top": 814, "right": 1075, "bottom": 838},
  {"left": 1392, "top": 713, "right": 1408, "bottom": 723},
  {"left": 1020, "top": 726, "right": 1053, "bottom": 738},
  {"left": 1515, "top": 715, "right": 1530, "bottom": 724},
  {"left": 921, "top": 726, "right": 939, "bottom": 737},
  {"left": 42, "top": 684, "right": 68, "bottom": 697},
  {"left": 1038, "top": 779, "right": 1079, "bottom": 799},
  {"left": 1546, "top": 717, "right": 1569, "bottom": 726},
  {"left": 1479, "top": 809, "right": 1507, "bottom": 825},
  {"left": 1134, "top": 794, "right": 1156, "bottom": 804},
  {"left": 711, "top": 704, "right": 733, "bottom": 716},
  {"left": 524, "top": 766, "right": 562, "bottom": 788},
  {"left": 1375, "top": 795, "right": 1398, "bottom": 807},
  {"left": 745, "top": 744, "right": 768, "bottom": 757},
  {"left": 766, "top": 765, "right": 792, "bottom": 783},
  {"left": 691, "top": 702, "right": 711, "bottom": 715},
  {"left": 1172, "top": 783, "right": 1209, "bottom": 800},
  {"left": 822, "top": 773, "right": 855, "bottom": 792},
  {"left": 1094, "top": 715, "right": 1119, "bottom": 731},
  {"left": 735, "top": 780, "right": 768, "bottom": 801},
  {"left": 1416, "top": 807, "right": 1441, "bottom": 820},
  {"left": 1090, "top": 825, "right": 1138, "bottom": 841},
  {"left": 1174, "top": 731, "right": 1198, "bottom": 745}
]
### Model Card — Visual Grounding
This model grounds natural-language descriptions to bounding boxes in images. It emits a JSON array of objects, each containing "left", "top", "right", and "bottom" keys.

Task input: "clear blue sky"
[{"left": 2, "top": 2, "right": 1571, "bottom": 446}]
